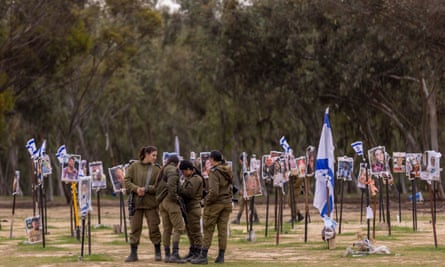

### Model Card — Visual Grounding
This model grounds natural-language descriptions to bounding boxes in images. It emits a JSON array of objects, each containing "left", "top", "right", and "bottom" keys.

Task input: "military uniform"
[
  {"left": 192, "top": 162, "right": 232, "bottom": 264},
  {"left": 287, "top": 174, "right": 304, "bottom": 222},
  {"left": 158, "top": 162, "right": 186, "bottom": 263},
  {"left": 124, "top": 161, "right": 161, "bottom": 256},
  {"left": 179, "top": 172, "right": 203, "bottom": 256}
]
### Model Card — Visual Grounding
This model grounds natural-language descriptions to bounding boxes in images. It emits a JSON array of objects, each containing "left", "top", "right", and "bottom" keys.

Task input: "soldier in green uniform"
[
  {"left": 178, "top": 160, "right": 204, "bottom": 262},
  {"left": 124, "top": 146, "right": 162, "bottom": 262},
  {"left": 287, "top": 172, "right": 305, "bottom": 223},
  {"left": 156, "top": 155, "right": 186, "bottom": 263},
  {"left": 192, "top": 150, "right": 233, "bottom": 265}
]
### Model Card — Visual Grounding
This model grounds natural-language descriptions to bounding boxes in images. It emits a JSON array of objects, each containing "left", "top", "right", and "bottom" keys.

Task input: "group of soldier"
[
  {"left": 123, "top": 146, "right": 232, "bottom": 264},
  {"left": 122, "top": 146, "right": 305, "bottom": 264}
]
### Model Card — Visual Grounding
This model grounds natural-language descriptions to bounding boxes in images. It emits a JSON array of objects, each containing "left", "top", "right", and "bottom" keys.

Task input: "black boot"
[
  {"left": 184, "top": 246, "right": 195, "bottom": 262},
  {"left": 190, "top": 246, "right": 201, "bottom": 261},
  {"left": 191, "top": 247, "right": 208, "bottom": 265},
  {"left": 170, "top": 242, "right": 187, "bottom": 264},
  {"left": 253, "top": 213, "right": 260, "bottom": 224},
  {"left": 231, "top": 214, "right": 241, "bottom": 224},
  {"left": 214, "top": 249, "right": 225, "bottom": 264},
  {"left": 154, "top": 243, "right": 162, "bottom": 261},
  {"left": 297, "top": 212, "right": 304, "bottom": 222},
  {"left": 124, "top": 244, "right": 138, "bottom": 262},
  {"left": 164, "top": 246, "right": 171, "bottom": 263}
]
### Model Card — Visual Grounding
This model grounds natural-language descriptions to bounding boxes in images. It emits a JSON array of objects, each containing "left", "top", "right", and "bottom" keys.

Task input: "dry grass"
[{"left": 0, "top": 195, "right": 445, "bottom": 266}]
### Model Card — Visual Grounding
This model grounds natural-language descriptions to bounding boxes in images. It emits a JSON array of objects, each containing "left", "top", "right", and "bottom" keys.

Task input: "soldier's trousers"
[
  {"left": 129, "top": 207, "right": 161, "bottom": 245},
  {"left": 202, "top": 202, "right": 232, "bottom": 250},
  {"left": 160, "top": 198, "right": 186, "bottom": 246},
  {"left": 186, "top": 204, "right": 203, "bottom": 247}
]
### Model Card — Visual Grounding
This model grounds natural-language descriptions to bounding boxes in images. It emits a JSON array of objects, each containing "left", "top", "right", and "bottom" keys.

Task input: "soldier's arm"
[
  {"left": 124, "top": 165, "right": 138, "bottom": 193},
  {"left": 147, "top": 165, "right": 160, "bottom": 194},
  {"left": 205, "top": 171, "right": 219, "bottom": 205},
  {"left": 166, "top": 166, "right": 180, "bottom": 201}
]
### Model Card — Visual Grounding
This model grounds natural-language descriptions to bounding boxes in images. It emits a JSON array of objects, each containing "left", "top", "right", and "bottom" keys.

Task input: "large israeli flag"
[{"left": 313, "top": 108, "right": 335, "bottom": 218}]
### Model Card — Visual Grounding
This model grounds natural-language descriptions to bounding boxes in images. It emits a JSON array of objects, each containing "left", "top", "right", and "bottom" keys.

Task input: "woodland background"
[{"left": 0, "top": 0, "right": 444, "bottom": 198}]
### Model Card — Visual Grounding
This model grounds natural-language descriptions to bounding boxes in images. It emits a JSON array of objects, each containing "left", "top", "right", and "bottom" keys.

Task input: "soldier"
[
  {"left": 192, "top": 150, "right": 233, "bottom": 264},
  {"left": 124, "top": 146, "right": 162, "bottom": 262},
  {"left": 231, "top": 154, "right": 259, "bottom": 224},
  {"left": 287, "top": 173, "right": 304, "bottom": 223},
  {"left": 178, "top": 160, "right": 204, "bottom": 262},
  {"left": 156, "top": 155, "right": 186, "bottom": 263}
]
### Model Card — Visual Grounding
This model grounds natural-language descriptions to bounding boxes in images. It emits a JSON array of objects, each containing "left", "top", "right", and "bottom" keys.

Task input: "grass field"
[{"left": 0, "top": 195, "right": 444, "bottom": 266}]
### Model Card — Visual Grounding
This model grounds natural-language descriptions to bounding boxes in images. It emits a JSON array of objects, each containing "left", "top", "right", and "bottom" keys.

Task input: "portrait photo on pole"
[
  {"left": 89, "top": 161, "right": 107, "bottom": 190},
  {"left": 163, "top": 152, "right": 179, "bottom": 166},
  {"left": 392, "top": 152, "right": 406, "bottom": 174},
  {"left": 422, "top": 151, "right": 442, "bottom": 181},
  {"left": 285, "top": 153, "right": 297, "bottom": 177},
  {"left": 405, "top": 153, "right": 422, "bottom": 180},
  {"left": 261, "top": 155, "right": 274, "bottom": 180},
  {"left": 78, "top": 176, "right": 92, "bottom": 216},
  {"left": 41, "top": 154, "right": 52, "bottom": 176},
  {"left": 79, "top": 159, "right": 88, "bottom": 176},
  {"left": 337, "top": 156, "right": 353, "bottom": 181},
  {"left": 250, "top": 154, "right": 261, "bottom": 172},
  {"left": 368, "top": 146, "right": 387, "bottom": 176},
  {"left": 306, "top": 146, "right": 316, "bottom": 177},
  {"left": 356, "top": 163, "right": 368, "bottom": 189},
  {"left": 296, "top": 156, "right": 306, "bottom": 178},
  {"left": 61, "top": 154, "right": 81, "bottom": 183},
  {"left": 13, "top": 170, "right": 22, "bottom": 195},
  {"left": 243, "top": 170, "right": 263, "bottom": 198},
  {"left": 109, "top": 165, "right": 125, "bottom": 193},
  {"left": 273, "top": 157, "right": 286, "bottom": 187},
  {"left": 200, "top": 152, "right": 211, "bottom": 178},
  {"left": 24, "top": 216, "right": 42, "bottom": 244}
]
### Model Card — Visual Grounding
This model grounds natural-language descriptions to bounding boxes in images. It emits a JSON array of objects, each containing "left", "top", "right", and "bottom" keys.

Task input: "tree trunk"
[{"left": 420, "top": 78, "right": 444, "bottom": 199}]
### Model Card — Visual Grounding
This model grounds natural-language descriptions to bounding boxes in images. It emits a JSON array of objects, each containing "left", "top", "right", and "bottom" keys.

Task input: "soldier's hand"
[{"left": 136, "top": 187, "right": 145, "bottom": 196}]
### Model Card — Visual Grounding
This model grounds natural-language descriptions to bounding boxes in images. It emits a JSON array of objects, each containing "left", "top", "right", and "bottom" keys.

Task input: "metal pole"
[
  {"left": 304, "top": 175, "right": 309, "bottom": 243},
  {"left": 265, "top": 182, "right": 271, "bottom": 237},
  {"left": 97, "top": 190, "right": 101, "bottom": 225},
  {"left": 385, "top": 177, "right": 391, "bottom": 236},
  {"left": 338, "top": 179, "right": 344, "bottom": 234}
]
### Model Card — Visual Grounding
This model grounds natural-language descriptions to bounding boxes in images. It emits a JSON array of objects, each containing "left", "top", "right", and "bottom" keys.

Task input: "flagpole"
[
  {"left": 304, "top": 174, "right": 309, "bottom": 243},
  {"left": 265, "top": 181, "right": 271, "bottom": 237},
  {"left": 411, "top": 179, "right": 417, "bottom": 231},
  {"left": 429, "top": 181, "right": 437, "bottom": 247},
  {"left": 365, "top": 160, "right": 371, "bottom": 239},
  {"left": 289, "top": 174, "right": 296, "bottom": 229},
  {"left": 385, "top": 174, "right": 392, "bottom": 236},
  {"left": 326, "top": 177, "right": 331, "bottom": 249},
  {"left": 338, "top": 178, "right": 344, "bottom": 234}
]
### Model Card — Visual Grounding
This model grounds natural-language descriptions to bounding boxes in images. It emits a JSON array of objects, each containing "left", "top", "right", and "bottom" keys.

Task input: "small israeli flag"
[
  {"left": 36, "top": 140, "right": 46, "bottom": 158},
  {"left": 26, "top": 138, "right": 37, "bottom": 158},
  {"left": 280, "top": 136, "right": 291, "bottom": 153},
  {"left": 56, "top": 145, "right": 67, "bottom": 163},
  {"left": 351, "top": 141, "right": 364, "bottom": 156}
]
